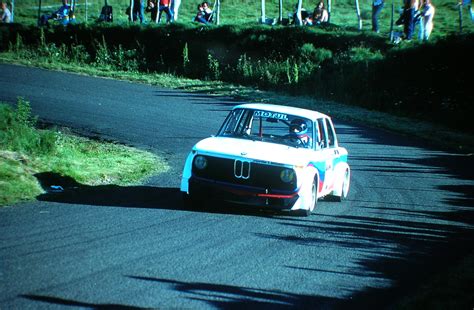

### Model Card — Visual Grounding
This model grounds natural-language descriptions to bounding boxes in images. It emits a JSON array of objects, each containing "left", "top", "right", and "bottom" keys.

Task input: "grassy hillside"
[{"left": 10, "top": 0, "right": 474, "bottom": 36}]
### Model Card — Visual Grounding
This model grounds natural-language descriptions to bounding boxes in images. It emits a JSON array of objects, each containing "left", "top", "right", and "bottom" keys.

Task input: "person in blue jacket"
[
  {"left": 39, "top": 0, "right": 73, "bottom": 26},
  {"left": 372, "top": 0, "right": 384, "bottom": 32}
]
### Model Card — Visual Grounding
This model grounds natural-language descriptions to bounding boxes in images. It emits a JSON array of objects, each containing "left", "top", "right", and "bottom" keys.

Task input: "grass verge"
[{"left": 0, "top": 98, "right": 168, "bottom": 206}]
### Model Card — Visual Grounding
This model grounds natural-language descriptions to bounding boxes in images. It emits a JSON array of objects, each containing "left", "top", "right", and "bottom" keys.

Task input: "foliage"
[{"left": 0, "top": 97, "right": 56, "bottom": 156}]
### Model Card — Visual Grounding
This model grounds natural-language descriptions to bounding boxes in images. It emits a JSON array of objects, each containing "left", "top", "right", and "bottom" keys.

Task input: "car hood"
[{"left": 193, "top": 136, "right": 313, "bottom": 166}]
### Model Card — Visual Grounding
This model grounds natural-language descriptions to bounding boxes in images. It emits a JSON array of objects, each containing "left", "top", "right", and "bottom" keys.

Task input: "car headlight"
[
  {"left": 194, "top": 155, "right": 208, "bottom": 170},
  {"left": 280, "top": 168, "right": 295, "bottom": 183}
]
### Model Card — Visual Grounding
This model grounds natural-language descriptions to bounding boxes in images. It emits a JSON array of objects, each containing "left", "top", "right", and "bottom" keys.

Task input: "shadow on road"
[
  {"left": 34, "top": 172, "right": 286, "bottom": 218},
  {"left": 126, "top": 276, "right": 340, "bottom": 309},
  {"left": 20, "top": 294, "right": 144, "bottom": 310}
]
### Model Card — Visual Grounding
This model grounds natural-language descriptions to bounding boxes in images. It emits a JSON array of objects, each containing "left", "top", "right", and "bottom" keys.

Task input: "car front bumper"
[{"left": 188, "top": 176, "right": 299, "bottom": 209}]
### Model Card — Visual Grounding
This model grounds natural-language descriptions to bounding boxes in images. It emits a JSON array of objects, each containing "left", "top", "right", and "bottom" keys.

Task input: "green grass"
[{"left": 0, "top": 98, "right": 169, "bottom": 206}]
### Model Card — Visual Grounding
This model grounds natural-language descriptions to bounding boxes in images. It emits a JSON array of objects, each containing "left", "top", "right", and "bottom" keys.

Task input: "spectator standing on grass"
[
  {"left": 372, "top": 0, "right": 384, "bottom": 32},
  {"left": 313, "top": 1, "right": 329, "bottom": 24},
  {"left": 403, "top": 0, "right": 420, "bottom": 40},
  {"left": 158, "top": 0, "right": 173, "bottom": 23},
  {"left": 0, "top": 1, "right": 12, "bottom": 23},
  {"left": 129, "top": 0, "right": 145, "bottom": 23},
  {"left": 146, "top": 0, "right": 158, "bottom": 21},
  {"left": 420, "top": 0, "right": 435, "bottom": 40},
  {"left": 460, "top": 0, "right": 474, "bottom": 22}
]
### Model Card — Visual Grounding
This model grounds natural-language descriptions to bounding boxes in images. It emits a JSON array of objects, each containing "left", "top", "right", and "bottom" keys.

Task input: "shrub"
[{"left": 0, "top": 98, "right": 57, "bottom": 156}]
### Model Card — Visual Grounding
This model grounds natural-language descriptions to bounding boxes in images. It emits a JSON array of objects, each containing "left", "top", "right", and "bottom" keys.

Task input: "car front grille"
[{"left": 192, "top": 156, "right": 296, "bottom": 191}]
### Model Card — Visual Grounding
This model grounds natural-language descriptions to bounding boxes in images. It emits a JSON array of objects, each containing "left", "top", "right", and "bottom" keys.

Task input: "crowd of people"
[
  {"left": 300, "top": 1, "right": 329, "bottom": 26},
  {"left": 394, "top": 0, "right": 436, "bottom": 41},
  {"left": 194, "top": 1, "right": 213, "bottom": 24},
  {"left": 39, "top": 0, "right": 75, "bottom": 26},
  {"left": 4, "top": 0, "right": 474, "bottom": 42}
]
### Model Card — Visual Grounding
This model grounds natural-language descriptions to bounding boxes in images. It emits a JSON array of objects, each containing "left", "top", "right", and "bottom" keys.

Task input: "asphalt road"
[{"left": 1, "top": 64, "right": 473, "bottom": 309}]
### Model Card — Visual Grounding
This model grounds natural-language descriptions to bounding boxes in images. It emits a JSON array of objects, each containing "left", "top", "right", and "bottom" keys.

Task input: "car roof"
[{"left": 233, "top": 103, "right": 329, "bottom": 120}]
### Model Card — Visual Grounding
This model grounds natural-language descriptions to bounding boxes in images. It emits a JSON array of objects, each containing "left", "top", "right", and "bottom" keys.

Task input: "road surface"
[{"left": 1, "top": 64, "right": 473, "bottom": 309}]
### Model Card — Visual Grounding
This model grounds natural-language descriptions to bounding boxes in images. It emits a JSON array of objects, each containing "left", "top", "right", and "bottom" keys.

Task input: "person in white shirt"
[
  {"left": 421, "top": 0, "right": 435, "bottom": 40},
  {"left": 1, "top": 2, "right": 12, "bottom": 23}
]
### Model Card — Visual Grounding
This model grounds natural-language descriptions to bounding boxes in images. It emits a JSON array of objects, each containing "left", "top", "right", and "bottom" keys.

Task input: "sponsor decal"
[{"left": 254, "top": 111, "right": 289, "bottom": 121}]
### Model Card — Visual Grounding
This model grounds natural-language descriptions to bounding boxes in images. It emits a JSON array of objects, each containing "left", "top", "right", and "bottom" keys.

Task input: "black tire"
[{"left": 182, "top": 192, "right": 202, "bottom": 209}]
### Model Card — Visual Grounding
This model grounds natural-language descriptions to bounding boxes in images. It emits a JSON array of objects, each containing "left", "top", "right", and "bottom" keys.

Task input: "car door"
[{"left": 316, "top": 117, "right": 340, "bottom": 196}]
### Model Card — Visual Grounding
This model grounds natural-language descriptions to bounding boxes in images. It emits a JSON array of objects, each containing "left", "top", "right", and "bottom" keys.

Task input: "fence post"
[
  {"left": 279, "top": 0, "right": 283, "bottom": 23},
  {"left": 327, "top": 0, "right": 332, "bottom": 23},
  {"left": 390, "top": 1, "right": 394, "bottom": 41},
  {"left": 37, "top": 0, "right": 42, "bottom": 26},
  {"left": 355, "top": 0, "right": 362, "bottom": 30}
]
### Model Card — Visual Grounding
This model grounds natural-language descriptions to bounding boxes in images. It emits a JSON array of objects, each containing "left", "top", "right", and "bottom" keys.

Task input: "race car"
[{"left": 180, "top": 103, "right": 350, "bottom": 216}]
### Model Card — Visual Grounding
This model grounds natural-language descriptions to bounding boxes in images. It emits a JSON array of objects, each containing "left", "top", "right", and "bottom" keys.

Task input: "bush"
[{"left": 0, "top": 98, "right": 57, "bottom": 156}]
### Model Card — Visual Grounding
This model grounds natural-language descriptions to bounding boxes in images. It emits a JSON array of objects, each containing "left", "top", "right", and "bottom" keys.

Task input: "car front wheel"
[{"left": 292, "top": 177, "right": 317, "bottom": 217}]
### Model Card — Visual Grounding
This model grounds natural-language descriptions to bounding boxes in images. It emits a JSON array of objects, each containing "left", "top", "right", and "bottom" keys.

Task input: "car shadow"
[{"left": 34, "top": 172, "right": 288, "bottom": 218}]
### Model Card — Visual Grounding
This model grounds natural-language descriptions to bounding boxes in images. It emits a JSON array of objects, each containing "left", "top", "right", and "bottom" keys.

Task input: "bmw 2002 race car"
[{"left": 180, "top": 103, "right": 350, "bottom": 216}]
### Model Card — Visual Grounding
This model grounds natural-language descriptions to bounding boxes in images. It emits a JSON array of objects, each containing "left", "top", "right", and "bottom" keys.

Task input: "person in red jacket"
[{"left": 158, "top": 0, "right": 173, "bottom": 23}]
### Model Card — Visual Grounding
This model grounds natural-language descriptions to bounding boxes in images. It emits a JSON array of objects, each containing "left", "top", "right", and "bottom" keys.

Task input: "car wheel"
[
  {"left": 292, "top": 178, "right": 317, "bottom": 217},
  {"left": 335, "top": 169, "right": 350, "bottom": 202},
  {"left": 308, "top": 178, "right": 317, "bottom": 213}
]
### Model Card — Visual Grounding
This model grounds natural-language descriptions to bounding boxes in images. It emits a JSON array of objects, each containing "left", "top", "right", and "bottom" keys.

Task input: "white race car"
[{"left": 180, "top": 103, "right": 350, "bottom": 216}]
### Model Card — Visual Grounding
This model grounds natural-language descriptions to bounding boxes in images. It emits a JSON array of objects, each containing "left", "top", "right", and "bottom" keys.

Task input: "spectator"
[
  {"left": 98, "top": 0, "right": 113, "bottom": 22},
  {"left": 146, "top": 0, "right": 158, "bottom": 21},
  {"left": 420, "top": 0, "right": 435, "bottom": 40},
  {"left": 372, "top": 0, "right": 384, "bottom": 32},
  {"left": 39, "top": 0, "right": 73, "bottom": 26},
  {"left": 460, "top": 0, "right": 474, "bottom": 22},
  {"left": 0, "top": 1, "right": 12, "bottom": 23},
  {"left": 194, "top": 3, "right": 207, "bottom": 24},
  {"left": 202, "top": 1, "right": 213, "bottom": 22},
  {"left": 127, "top": 0, "right": 145, "bottom": 23},
  {"left": 404, "top": 0, "right": 420, "bottom": 40},
  {"left": 312, "top": 1, "right": 329, "bottom": 24},
  {"left": 292, "top": 3, "right": 309, "bottom": 25},
  {"left": 158, "top": 0, "right": 173, "bottom": 23}
]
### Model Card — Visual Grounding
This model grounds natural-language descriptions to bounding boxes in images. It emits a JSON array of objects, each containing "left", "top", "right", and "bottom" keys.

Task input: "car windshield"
[{"left": 217, "top": 108, "right": 314, "bottom": 149}]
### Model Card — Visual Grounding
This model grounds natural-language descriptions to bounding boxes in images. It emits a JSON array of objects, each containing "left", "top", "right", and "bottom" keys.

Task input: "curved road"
[{"left": 1, "top": 64, "right": 473, "bottom": 309}]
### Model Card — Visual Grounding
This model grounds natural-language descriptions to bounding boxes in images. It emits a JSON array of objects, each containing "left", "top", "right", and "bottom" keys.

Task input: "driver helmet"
[{"left": 289, "top": 118, "right": 308, "bottom": 138}]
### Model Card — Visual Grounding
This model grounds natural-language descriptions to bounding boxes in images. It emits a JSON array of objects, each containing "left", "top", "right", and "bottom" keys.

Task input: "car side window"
[
  {"left": 316, "top": 118, "right": 326, "bottom": 149},
  {"left": 325, "top": 118, "right": 336, "bottom": 148}
]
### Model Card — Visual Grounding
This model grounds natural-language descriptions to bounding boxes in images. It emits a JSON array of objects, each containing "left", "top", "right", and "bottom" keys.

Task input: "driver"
[{"left": 289, "top": 118, "right": 311, "bottom": 148}]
